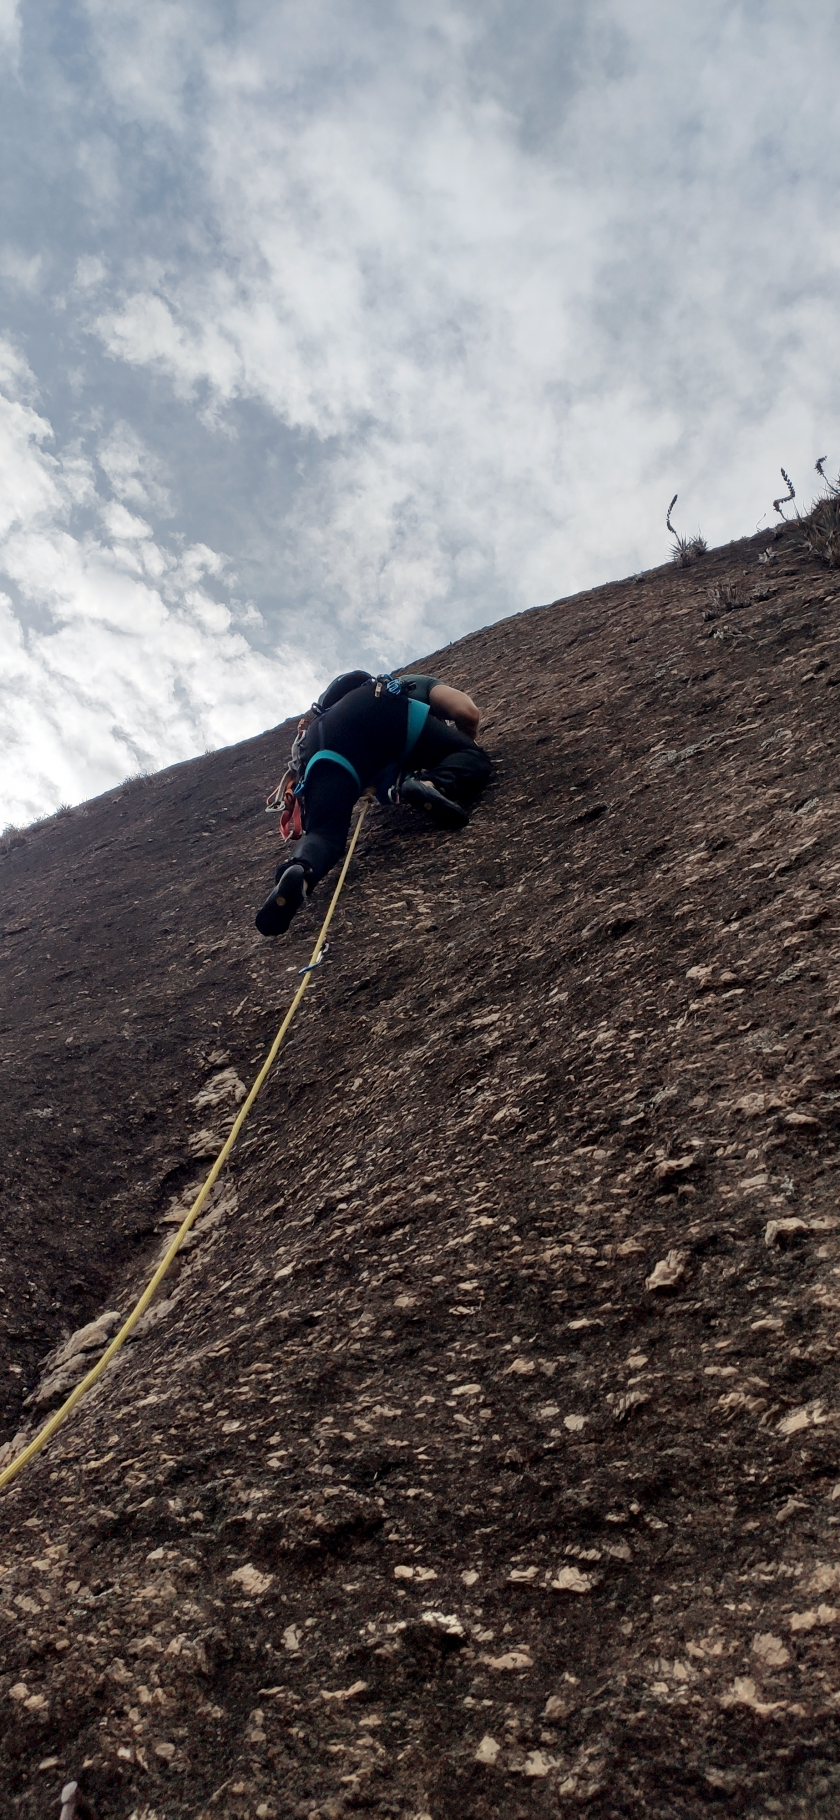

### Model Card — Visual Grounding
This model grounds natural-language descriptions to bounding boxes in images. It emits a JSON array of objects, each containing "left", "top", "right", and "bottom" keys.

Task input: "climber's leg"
[
  {"left": 255, "top": 764, "right": 360, "bottom": 938},
  {"left": 398, "top": 717, "right": 492, "bottom": 822}
]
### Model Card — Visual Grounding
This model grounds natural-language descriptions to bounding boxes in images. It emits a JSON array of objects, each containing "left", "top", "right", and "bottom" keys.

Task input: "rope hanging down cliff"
[{"left": 0, "top": 800, "right": 370, "bottom": 1495}]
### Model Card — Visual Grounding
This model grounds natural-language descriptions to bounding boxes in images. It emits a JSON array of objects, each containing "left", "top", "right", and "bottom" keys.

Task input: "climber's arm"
[{"left": 428, "top": 683, "right": 480, "bottom": 738}]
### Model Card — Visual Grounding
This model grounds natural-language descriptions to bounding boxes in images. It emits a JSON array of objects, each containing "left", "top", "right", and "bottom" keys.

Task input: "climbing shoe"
[
  {"left": 392, "top": 774, "right": 469, "bottom": 830},
  {"left": 255, "top": 864, "right": 307, "bottom": 937}
]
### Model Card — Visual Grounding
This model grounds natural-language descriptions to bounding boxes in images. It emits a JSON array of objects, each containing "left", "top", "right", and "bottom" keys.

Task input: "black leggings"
[
  {"left": 285, "top": 688, "right": 491, "bottom": 889},
  {"left": 285, "top": 765, "right": 360, "bottom": 886},
  {"left": 410, "top": 715, "right": 492, "bottom": 807}
]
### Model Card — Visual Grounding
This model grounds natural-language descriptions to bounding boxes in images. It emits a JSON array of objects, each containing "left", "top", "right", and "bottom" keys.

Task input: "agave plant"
[{"left": 666, "top": 494, "right": 707, "bottom": 566}]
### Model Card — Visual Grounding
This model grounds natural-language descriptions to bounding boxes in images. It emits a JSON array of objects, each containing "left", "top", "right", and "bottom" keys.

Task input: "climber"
[{"left": 255, "top": 671, "right": 492, "bottom": 937}]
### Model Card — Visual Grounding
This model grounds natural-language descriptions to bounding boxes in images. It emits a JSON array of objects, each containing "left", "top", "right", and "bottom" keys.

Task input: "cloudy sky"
[{"left": 1, "top": 1, "right": 838, "bottom": 826}]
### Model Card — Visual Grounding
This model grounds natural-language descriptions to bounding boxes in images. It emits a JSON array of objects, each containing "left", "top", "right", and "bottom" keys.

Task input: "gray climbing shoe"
[
  {"left": 392, "top": 774, "right": 469, "bottom": 830},
  {"left": 255, "top": 864, "right": 306, "bottom": 937}
]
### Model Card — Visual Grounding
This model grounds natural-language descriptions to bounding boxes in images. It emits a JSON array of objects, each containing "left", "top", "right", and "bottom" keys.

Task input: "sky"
[{"left": 1, "top": 0, "right": 839, "bottom": 827}]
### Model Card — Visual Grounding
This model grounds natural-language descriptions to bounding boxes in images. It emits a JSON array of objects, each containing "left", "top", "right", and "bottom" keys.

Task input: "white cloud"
[
  {"left": 0, "top": 356, "right": 320, "bottom": 828},
  {"left": 74, "top": 254, "right": 108, "bottom": 292},
  {"left": 0, "top": 0, "right": 20, "bottom": 62},
  {"left": 0, "top": 351, "right": 58, "bottom": 541},
  {"left": 97, "top": 421, "right": 172, "bottom": 515},
  {"left": 88, "top": 0, "right": 840, "bottom": 657},
  {"left": 2, "top": 2, "right": 840, "bottom": 820},
  {"left": 0, "top": 245, "right": 42, "bottom": 292},
  {"left": 80, "top": 0, "right": 201, "bottom": 128},
  {"left": 0, "top": 334, "right": 37, "bottom": 404}
]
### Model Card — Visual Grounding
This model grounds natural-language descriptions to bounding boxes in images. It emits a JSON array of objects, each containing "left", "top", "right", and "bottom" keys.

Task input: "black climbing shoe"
[
  {"left": 255, "top": 864, "right": 307, "bottom": 937},
  {"left": 392, "top": 774, "right": 469, "bottom": 830}
]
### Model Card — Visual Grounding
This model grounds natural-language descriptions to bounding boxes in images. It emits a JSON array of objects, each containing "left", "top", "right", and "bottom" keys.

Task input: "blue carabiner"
[{"left": 299, "top": 942, "right": 330, "bottom": 976}]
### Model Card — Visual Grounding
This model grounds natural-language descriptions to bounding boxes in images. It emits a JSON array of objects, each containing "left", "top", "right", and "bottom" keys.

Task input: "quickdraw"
[
  {"left": 265, "top": 769, "right": 303, "bottom": 841},
  {"left": 265, "top": 714, "right": 310, "bottom": 838},
  {"left": 298, "top": 941, "right": 330, "bottom": 976}
]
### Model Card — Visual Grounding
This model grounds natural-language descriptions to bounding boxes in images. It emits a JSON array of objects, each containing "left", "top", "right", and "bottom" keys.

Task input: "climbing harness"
[
  {"left": 402, "top": 696, "right": 430, "bottom": 757},
  {"left": 0, "top": 799, "right": 370, "bottom": 1494},
  {"left": 265, "top": 674, "right": 415, "bottom": 839},
  {"left": 303, "top": 749, "right": 362, "bottom": 791}
]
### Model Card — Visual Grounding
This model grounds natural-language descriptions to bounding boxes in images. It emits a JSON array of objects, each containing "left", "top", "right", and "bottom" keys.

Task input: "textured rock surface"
[{"left": 2, "top": 517, "right": 840, "bottom": 1816}]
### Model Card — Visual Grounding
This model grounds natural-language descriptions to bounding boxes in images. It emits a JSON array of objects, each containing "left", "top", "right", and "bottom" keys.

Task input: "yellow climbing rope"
[{"left": 0, "top": 800, "right": 370, "bottom": 1493}]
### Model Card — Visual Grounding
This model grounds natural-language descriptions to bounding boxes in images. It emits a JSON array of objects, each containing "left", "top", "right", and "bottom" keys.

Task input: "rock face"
[{"left": 2, "top": 518, "right": 840, "bottom": 1817}]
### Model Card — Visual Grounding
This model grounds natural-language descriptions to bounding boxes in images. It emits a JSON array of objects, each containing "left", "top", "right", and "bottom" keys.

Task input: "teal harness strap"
[
  {"left": 304, "top": 749, "right": 362, "bottom": 791},
  {"left": 303, "top": 700, "right": 427, "bottom": 795},
  {"left": 402, "top": 698, "right": 430, "bottom": 760}
]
